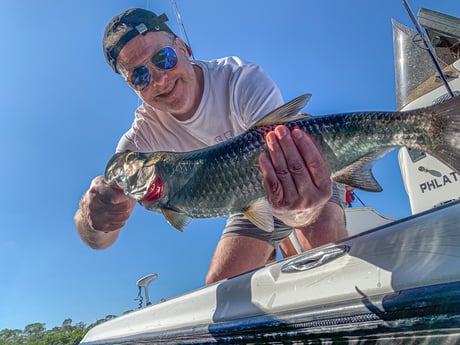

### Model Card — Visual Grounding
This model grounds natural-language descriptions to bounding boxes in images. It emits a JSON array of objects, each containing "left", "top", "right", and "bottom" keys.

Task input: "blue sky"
[{"left": 0, "top": 0, "right": 458, "bottom": 331}]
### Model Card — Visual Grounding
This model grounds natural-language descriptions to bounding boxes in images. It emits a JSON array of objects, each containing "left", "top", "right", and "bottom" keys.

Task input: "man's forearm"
[
  {"left": 295, "top": 202, "right": 347, "bottom": 247},
  {"left": 279, "top": 202, "right": 347, "bottom": 257},
  {"left": 272, "top": 205, "right": 323, "bottom": 229}
]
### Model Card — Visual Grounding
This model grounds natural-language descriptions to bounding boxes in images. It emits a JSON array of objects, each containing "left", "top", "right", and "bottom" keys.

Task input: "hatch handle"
[{"left": 281, "top": 245, "right": 350, "bottom": 273}]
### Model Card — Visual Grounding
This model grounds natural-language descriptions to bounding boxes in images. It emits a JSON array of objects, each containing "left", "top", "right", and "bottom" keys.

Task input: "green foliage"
[{"left": 0, "top": 315, "right": 118, "bottom": 345}]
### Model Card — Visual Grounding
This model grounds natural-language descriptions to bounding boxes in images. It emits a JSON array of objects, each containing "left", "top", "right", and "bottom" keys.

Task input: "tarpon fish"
[{"left": 104, "top": 94, "right": 460, "bottom": 232}]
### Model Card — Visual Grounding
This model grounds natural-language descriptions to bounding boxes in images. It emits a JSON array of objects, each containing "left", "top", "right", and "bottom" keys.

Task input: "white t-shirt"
[{"left": 116, "top": 56, "right": 284, "bottom": 153}]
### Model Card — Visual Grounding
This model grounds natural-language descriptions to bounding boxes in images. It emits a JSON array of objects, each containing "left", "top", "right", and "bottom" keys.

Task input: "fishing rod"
[
  {"left": 144, "top": 0, "right": 195, "bottom": 59},
  {"left": 171, "top": 0, "right": 196, "bottom": 60},
  {"left": 402, "top": 0, "right": 455, "bottom": 98}
]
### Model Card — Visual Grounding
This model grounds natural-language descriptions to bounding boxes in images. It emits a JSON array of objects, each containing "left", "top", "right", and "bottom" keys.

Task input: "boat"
[{"left": 80, "top": 5, "right": 460, "bottom": 345}]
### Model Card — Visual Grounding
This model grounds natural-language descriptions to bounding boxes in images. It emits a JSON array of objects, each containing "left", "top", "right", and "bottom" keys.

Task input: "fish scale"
[
  {"left": 105, "top": 94, "right": 460, "bottom": 232},
  {"left": 163, "top": 133, "right": 267, "bottom": 218}
]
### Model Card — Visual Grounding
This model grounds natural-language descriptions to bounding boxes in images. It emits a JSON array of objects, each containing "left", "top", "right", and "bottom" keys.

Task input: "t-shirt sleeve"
[
  {"left": 115, "top": 130, "right": 138, "bottom": 153},
  {"left": 115, "top": 106, "right": 155, "bottom": 153},
  {"left": 230, "top": 62, "right": 284, "bottom": 128}
]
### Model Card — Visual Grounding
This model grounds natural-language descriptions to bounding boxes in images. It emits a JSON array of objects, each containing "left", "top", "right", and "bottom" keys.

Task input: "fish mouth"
[{"left": 104, "top": 151, "right": 159, "bottom": 200}]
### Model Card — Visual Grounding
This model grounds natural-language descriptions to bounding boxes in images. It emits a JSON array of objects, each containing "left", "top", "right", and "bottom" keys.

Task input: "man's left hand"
[{"left": 259, "top": 125, "right": 332, "bottom": 226}]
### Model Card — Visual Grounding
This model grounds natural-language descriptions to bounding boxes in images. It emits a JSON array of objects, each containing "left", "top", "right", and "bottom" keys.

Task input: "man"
[{"left": 74, "top": 8, "right": 347, "bottom": 284}]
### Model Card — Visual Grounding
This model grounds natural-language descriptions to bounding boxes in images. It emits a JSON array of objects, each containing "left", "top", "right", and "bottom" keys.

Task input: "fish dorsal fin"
[
  {"left": 253, "top": 94, "right": 312, "bottom": 127},
  {"left": 161, "top": 208, "right": 192, "bottom": 232},
  {"left": 332, "top": 149, "right": 396, "bottom": 192},
  {"left": 242, "top": 198, "right": 274, "bottom": 232}
]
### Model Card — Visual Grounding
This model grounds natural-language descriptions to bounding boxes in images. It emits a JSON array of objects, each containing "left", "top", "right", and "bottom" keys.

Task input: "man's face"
[{"left": 117, "top": 31, "right": 201, "bottom": 119}]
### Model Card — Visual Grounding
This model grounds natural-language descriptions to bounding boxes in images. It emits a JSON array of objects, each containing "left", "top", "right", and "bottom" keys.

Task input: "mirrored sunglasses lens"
[
  {"left": 131, "top": 65, "right": 151, "bottom": 91},
  {"left": 151, "top": 46, "right": 177, "bottom": 70}
]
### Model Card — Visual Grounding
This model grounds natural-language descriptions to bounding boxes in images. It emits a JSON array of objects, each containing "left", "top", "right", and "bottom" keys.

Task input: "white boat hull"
[{"left": 81, "top": 201, "right": 460, "bottom": 344}]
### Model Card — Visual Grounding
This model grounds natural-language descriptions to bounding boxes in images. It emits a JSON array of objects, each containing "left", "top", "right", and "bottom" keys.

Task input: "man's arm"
[
  {"left": 279, "top": 202, "right": 347, "bottom": 257},
  {"left": 259, "top": 125, "right": 348, "bottom": 257},
  {"left": 74, "top": 176, "right": 136, "bottom": 249}
]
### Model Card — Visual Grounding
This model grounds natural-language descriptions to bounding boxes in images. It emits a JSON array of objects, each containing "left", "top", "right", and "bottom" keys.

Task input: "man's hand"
[
  {"left": 259, "top": 125, "right": 332, "bottom": 227},
  {"left": 81, "top": 176, "right": 137, "bottom": 232}
]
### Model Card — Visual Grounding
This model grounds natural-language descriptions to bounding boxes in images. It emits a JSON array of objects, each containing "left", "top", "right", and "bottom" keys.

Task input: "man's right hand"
[
  {"left": 82, "top": 176, "right": 137, "bottom": 232},
  {"left": 75, "top": 176, "right": 136, "bottom": 249}
]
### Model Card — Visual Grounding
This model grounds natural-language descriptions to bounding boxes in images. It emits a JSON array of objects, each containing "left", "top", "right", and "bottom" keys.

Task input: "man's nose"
[{"left": 149, "top": 67, "right": 168, "bottom": 85}]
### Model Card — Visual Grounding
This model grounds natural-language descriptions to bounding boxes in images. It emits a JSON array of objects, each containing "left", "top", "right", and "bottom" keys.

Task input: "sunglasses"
[{"left": 128, "top": 46, "right": 178, "bottom": 91}]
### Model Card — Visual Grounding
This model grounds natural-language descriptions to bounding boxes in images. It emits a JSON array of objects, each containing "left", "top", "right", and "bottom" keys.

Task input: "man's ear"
[{"left": 175, "top": 37, "right": 192, "bottom": 58}]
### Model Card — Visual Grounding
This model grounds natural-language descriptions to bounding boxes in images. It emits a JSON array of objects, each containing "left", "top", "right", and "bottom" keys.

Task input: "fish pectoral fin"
[
  {"left": 332, "top": 149, "right": 395, "bottom": 192},
  {"left": 161, "top": 208, "right": 192, "bottom": 232},
  {"left": 242, "top": 199, "right": 274, "bottom": 232},
  {"left": 253, "top": 94, "right": 312, "bottom": 127}
]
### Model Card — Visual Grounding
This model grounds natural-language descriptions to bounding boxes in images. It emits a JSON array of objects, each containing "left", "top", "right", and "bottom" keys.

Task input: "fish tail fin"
[
  {"left": 427, "top": 95, "right": 460, "bottom": 174},
  {"left": 253, "top": 94, "right": 312, "bottom": 127}
]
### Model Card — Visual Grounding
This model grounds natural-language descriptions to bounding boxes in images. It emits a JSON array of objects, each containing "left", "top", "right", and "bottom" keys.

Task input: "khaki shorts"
[{"left": 222, "top": 182, "right": 346, "bottom": 247}]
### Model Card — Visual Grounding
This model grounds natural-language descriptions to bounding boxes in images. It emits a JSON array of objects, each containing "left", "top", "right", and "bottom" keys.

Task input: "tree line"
[{"left": 0, "top": 315, "right": 117, "bottom": 345}]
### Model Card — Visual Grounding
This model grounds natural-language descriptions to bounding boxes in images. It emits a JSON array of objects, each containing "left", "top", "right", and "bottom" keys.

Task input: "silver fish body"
[{"left": 105, "top": 94, "right": 460, "bottom": 232}]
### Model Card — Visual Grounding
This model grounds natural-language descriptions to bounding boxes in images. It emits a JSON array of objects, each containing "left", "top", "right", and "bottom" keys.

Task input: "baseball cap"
[{"left": 103, "top": 8, "right": 177, "bottom": 74}]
